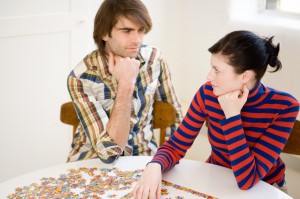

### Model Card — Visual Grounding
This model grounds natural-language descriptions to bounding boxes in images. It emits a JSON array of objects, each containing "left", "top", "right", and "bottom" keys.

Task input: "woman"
[{"left": 133, "top": 30, "right": 300, "bottom": 199}]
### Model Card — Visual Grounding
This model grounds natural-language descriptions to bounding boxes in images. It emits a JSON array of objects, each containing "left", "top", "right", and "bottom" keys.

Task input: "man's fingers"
[{"left": 108, "top": 52, "right": 114, "bottom": 73}]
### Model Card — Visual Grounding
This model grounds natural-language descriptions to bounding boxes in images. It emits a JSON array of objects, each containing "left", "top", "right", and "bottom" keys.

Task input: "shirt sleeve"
[
  {"left": 154, "top": 54, "right": 183, "bottom": 138},
  {"left": 220, "top": 101, "right": 299, "bottom": 190},
  {"left": 67, "top": 72, "right": 122, "bottom": 164}
]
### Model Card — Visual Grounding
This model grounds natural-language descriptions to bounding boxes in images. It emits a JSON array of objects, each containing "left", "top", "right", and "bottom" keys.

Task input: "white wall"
[
  {"left": 1, "top": 0, "right": 299, "bottom": 198},
  {"left": 0, "top": 0, "right": 96, "bottom": 183},
  {"left": 144, "top": 0, "right": 231, "bottom": 109},
  {"left": 146, "top": 1, "right": 300, "bottom": 198}
]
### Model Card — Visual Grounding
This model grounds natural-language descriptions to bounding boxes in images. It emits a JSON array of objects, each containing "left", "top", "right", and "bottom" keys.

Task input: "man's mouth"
[{"left": 127, "top": 47, "right": 139, "bottom": 51}]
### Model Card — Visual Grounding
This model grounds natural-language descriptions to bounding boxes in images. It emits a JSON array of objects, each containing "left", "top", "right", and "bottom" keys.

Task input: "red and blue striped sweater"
[{"left": 151, "top": 81, "right": 299, "bottom": 190}]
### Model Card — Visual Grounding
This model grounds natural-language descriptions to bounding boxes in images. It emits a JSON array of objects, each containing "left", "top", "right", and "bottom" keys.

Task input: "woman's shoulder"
[
  {"left": 194, "top": 81, "right": 218, "bottom": 101},
  {"left": 200, "top": 81, "right": 214, "bottom": 94},
  {"left": 268, "top": 86, "right": 299, "bottom": 107}
]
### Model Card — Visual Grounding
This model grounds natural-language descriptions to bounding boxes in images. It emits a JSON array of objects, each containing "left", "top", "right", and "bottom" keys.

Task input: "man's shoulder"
[
  {"left": 84, "top": 49, "right": 102, "bottom": 64},
  {"left": 70, "top": 49, "right": 104, "bottom": 78}
]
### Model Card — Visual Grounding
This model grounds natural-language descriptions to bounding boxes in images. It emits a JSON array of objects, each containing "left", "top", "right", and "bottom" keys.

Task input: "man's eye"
[
  {"left": 123, "top": 30, "right": 130, "bottom": 33},
  {"left": 139, "top": 28, "right": 146, "bottom": 33}
]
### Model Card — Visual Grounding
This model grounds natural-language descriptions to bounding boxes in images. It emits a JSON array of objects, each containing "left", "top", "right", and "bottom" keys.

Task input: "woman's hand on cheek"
[{"left": 218, "top": 84, "right": 249, "bottom": 119}]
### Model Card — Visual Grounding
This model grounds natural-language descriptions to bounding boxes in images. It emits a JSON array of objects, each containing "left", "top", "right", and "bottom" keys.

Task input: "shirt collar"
[{"left": 137, "top": 52, "right": 146, "bottom": 67}]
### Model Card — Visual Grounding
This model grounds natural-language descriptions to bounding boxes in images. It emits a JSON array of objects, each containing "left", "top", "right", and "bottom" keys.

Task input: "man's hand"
[
  {"left": 108, "top": 52, "right": 140, "bottom": 87},
  {"left": 218, "top": 84, "right": 249, "bottom": 119},
  {"left": 105, "top": 52, "right": 140, "bottom": 148}
]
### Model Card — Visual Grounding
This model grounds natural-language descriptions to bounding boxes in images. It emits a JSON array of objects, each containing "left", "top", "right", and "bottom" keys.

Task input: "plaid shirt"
[{"left": 67, "top": 45, "right": 183, "bottom": 163}]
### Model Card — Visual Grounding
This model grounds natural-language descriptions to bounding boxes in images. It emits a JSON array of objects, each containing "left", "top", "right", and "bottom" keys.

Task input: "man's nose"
[{"left": 132, "top": 31, "right": 143, "bottom": 43}]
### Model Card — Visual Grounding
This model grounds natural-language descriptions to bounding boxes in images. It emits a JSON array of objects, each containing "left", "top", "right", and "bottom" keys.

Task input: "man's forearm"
[{"left": 106, "top": 84, "right": 134, "bottom": 149}]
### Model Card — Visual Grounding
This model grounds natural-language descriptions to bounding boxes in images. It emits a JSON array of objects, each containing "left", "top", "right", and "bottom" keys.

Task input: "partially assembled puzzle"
[{"left": 7, "top": 167, "right": 217, "bottom": 199}]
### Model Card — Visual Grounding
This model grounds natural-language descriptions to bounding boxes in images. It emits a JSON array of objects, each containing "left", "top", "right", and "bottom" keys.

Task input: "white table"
[{"left": 0, "top": 156, "right": 292, "bottom": 199}]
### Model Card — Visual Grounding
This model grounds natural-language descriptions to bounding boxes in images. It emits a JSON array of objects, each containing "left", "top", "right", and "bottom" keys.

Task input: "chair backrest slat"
[
  {"left": 282, "top": 120, "right": 300, "bottom": 155},
  {"left": 60, "top": 101, "right": 177, "bottom": 147}
]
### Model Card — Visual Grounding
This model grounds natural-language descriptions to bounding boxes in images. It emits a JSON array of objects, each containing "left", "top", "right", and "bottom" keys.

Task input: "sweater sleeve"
[
  {"left": 220, "top": 101, "right": 299, "bottom": 190},
  {"left": 151, "top": 86, "right": 208, "bottom": 171}
]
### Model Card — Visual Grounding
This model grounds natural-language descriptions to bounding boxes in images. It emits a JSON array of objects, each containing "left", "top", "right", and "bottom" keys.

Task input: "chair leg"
[
  {"left": 72, "top": 126, "right": 77, "bottom": 138},
  {"left": 159, "top": 128, "right": 167, "bottom": 146}
]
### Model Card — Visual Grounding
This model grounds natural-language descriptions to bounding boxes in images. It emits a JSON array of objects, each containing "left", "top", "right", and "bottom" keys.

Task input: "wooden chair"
[
  {"left": 153, "top": 101, "right": 177, "bottom": 146},
  {"left": 282, "top": 120, "right": 300, "bottom": 155},
  {"left": 60, "top": 102, "right": 79, "bottom": 138},
  {"left": 60, "top": 101, "right": 177, "bottom": 146}
]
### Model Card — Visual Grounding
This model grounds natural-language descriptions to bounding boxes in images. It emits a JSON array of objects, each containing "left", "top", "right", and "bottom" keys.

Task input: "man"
[{"left": 67, "top": 0, "right": 183, "bottom": 164}]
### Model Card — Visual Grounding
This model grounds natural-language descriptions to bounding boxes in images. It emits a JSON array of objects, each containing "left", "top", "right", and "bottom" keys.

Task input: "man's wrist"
[{"left": 118, "top": 81, "right": 135, "bottom": 91}]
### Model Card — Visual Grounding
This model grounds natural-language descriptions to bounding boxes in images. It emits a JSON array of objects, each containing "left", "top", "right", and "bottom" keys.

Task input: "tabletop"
[{"left": 0, "top": 156, "right": 292, "bottom": 199}]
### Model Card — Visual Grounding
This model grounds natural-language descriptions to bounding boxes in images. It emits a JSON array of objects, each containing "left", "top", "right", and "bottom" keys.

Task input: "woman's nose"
[{"left": 207, "top": 69, "right": 213, "bottom": 81}]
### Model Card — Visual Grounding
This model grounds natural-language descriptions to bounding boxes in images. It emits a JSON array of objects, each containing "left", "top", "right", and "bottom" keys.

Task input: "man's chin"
[
  {"left": 128, "top": 52, "right": 139, "bottom": 58},
  {"left": 117, "top": 53, "right": 138, "bottom": 59}
]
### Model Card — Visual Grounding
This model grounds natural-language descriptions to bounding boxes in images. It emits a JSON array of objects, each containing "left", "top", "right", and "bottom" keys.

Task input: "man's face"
[{"left": 103, "top": 17, "right": 146, "bottom": 58}]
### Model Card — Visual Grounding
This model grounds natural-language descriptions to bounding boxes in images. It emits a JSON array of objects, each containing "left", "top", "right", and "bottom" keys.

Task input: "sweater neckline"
[{"left": 244, "top": 82, "right": 271, "bottom": 107}]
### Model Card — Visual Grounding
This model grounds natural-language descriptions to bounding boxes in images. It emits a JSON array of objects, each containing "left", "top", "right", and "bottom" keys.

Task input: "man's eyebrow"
[{"left": 116, "top": 27, "right": 134, "bottom": 31}]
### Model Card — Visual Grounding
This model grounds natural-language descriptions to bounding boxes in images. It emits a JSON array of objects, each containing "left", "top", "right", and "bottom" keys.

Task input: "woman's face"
[{"left": 207, "top": 53, "right": 244, "bottom": 96}]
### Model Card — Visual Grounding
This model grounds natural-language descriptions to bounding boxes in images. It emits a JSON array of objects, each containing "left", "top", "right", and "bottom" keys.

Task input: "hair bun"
[{"left": 265, "top": 36, "right": 280, "bottom": 67}]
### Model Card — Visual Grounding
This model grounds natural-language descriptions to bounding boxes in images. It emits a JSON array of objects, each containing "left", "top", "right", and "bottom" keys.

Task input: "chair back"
[
  {"left": 60, "top": 102, "right": 79, "bottom": 137},
  {"left": 153, "top": 101, "right": 177, "bottom": 146},
  {"left": 282, "top": 120, "right": 300, "bottom": 155},
  {"left": 60, "top": 101, "right": 176, "bottom": 146}
]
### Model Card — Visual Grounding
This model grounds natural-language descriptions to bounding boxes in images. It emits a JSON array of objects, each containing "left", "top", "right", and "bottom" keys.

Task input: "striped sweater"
[{"left": 151, "top": 81, "right": 299, "bottom": 190}]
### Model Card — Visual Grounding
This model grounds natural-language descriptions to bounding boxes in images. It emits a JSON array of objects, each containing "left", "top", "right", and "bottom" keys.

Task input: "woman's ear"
[{"left": 241, "top": 70, "right": 254, "bottom": 83}]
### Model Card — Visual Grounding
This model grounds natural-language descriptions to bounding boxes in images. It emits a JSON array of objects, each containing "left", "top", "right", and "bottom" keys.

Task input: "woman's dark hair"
[
  {"left": 93, "top": 0, "right": 152, "bottom": 57},
  {"left": 208, "top": 30, "right": 282, "bottom": 81}
]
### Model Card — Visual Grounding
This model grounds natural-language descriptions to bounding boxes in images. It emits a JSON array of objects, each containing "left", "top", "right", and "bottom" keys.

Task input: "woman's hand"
[
  {"left": 133, "top": 163, "right": 162, "bottom": 199},
  {"left": 218, "top": 84, "right": 249, "bottom": 119}
]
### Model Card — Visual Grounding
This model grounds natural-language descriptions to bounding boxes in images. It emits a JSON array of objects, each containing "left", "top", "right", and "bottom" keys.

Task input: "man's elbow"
[
  {"left": 95, "top": 143, "right": 123, "bottom": 164},
  {"left": 99, "top": 154, "right": 120, "bottom": 164}
]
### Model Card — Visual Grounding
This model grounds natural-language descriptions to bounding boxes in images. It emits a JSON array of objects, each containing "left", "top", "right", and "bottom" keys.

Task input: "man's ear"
[
  {"left": 241, "top": 70, "right": 254, "bottom": 84},
  {"left": 102, "top": 34, "right": 109, "bottom": 41}
]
